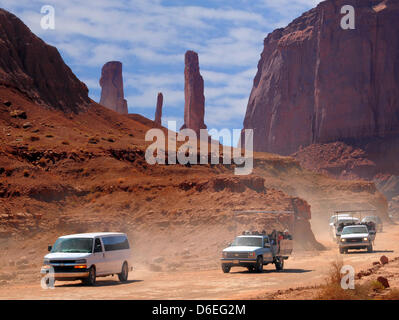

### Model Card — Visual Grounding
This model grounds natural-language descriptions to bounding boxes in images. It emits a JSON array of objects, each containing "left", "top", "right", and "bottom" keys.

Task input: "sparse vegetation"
[
  {"left": 316, "top": 260, "right": 397, "bottom": 300},
  {"left": 317, "top": 260, "right": 371, "bottom": 300}
]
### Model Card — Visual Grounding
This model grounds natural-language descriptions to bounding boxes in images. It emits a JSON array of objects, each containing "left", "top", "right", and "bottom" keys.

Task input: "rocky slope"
[
  {"left": 242, "top": 0, "right": 399, "bottom": 159},
  {"left": 0, "top": 9, "right": 90, "bottom": 113}
]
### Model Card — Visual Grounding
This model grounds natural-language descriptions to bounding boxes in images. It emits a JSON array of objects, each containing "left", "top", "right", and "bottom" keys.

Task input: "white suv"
[{"left": 41, "top": 232, "right": 133, "bottom": 286}]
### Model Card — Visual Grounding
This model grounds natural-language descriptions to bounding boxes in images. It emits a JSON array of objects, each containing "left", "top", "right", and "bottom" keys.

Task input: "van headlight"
[
  {"left": 43, "top": 259, "right": 50, "bottom": 265},
  {"left": 222, "top": 252, "right": 227, "bottom": 258},
  {"left": 75, "top": 259, "right": 87, "bottom": 264},
  {"left": 341, "top": 239, "right": 346, "bottom": 242},
  {"left": 363, "top": 238, "right": 368, "bottom": 241}
]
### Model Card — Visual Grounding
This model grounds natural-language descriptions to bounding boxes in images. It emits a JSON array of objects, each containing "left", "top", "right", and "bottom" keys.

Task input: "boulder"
[
  {"left": 377, "top": 276, "right": 390, "bottom": 288},
  {"left": 380, "top": 255, "right": 389, "bottom": 265}
]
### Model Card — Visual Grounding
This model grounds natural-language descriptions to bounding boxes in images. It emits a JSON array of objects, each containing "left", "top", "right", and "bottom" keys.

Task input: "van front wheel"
[
  {"left": 83, "top": 267, "right": 96, "bottom": 286},
  {"left": 118, "top": 262, "right": 129, "bottom": 282}
]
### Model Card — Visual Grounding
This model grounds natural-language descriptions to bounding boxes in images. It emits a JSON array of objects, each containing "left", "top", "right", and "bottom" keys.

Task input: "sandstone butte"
[
  {"left": 99, "top": 61, "right": 128, "bottom": 114},
  {"left": 180, "top": 50, "right": 207, "bottom": 135},
  {"left": 0, "top": 9, "right": 90, "bottom": 113},
  {"left": 154, "top": 92, "right": 163, "bottom": 125},
  {"left": 242, "top": 0, "right": 399, "bottom": 158}
]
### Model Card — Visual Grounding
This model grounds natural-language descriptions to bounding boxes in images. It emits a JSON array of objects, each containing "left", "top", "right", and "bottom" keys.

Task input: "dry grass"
[
  {"left": 316, "top": 260, "right": 398, "bottom": 300},
  {"left": 316, "top": 260, "right": 371, "bottom": 300}
]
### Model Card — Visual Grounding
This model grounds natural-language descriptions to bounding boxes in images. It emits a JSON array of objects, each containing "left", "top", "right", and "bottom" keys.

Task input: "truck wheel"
[
  {"left": 367, "top": 244, "right": 373, "bottom": 253},
  {"left": 222, "top": 264, "right": 231, "bottom": 273},
  {"left": 275, "top": 257, "right": 284, "bottom": 271},
  {"left": 255, "top": 256, "right": 263, "bottom": 273},
  {"left": 83, "top": 266, "right": 96, "bottom": 286},
  {"left": 118, "top": 262, "right": 129, "bottom": 282}
]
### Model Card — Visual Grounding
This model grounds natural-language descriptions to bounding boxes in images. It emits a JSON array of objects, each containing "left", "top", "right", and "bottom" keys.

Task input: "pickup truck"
[
  {"left": 220, "top": 232, "right": 293, "bottom": 273},
  {"left": 329, "top": 216, "right": 360, "bottom": 242},
  {"left": 339, "top": 225, "right": 375, "bottom": 254}
]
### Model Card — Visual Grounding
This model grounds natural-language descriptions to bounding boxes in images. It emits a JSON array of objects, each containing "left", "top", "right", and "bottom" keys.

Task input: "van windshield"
[
  {"left": 51, "top": 238, "right": 93, "bottom": 253},
  {"left": 232, "top": 237, "right": 262, "bottom": 247},
  {"left": 342, "top": 226, "right": 368, "bottom": 235}
]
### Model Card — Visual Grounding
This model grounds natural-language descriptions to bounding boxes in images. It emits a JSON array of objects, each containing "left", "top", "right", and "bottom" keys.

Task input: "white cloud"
[{"left": 2, "top": 0, "right": 321, "bottom": 137}]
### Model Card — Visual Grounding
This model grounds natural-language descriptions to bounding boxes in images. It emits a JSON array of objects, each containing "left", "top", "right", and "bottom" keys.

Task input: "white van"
[{"left": 40, "top": 232, "right": 133, "bottom": 286}]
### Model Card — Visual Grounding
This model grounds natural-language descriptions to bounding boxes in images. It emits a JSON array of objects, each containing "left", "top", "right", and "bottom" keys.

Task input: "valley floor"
[{"left": 0, "top": 224, "right": 398, "bottom": 300}]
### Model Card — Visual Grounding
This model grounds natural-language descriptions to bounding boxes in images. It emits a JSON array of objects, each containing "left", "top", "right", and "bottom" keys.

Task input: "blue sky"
[{"left": 1, "top": 0, "right": 321, "bottom": 144}]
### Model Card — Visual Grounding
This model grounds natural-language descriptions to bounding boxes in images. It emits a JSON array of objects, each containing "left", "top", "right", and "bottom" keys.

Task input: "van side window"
[
  {"left": 102, "top": 236, "right": 130, "bottom": 251},
  {"left": 94, "top": 238, "right": 103, "bottom": 253}
]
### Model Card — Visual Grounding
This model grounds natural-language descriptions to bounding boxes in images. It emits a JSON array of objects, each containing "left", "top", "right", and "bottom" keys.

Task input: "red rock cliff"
[
  {"left": 243, "top": 0, "right": 399, "bottom": 155},
  {"left": 154, "top": 92, "right": 163, "bottom": 125},
  {"left": 0, "top": 9, "right": 90, "bottom": 113},
  {"left": 180, "top": 51, "right": 207, "bottom": 135},
  {"left": 99, "top": 61, "right": 128, "bottom": 114}
]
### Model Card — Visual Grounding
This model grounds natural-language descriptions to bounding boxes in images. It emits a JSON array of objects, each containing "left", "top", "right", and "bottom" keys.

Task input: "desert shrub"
[
  {"left": 370, "top": 280, "right": 385, "bottom": 292},
  {"left": 316, "top": 260, "right": 371, "bottom": 300}
]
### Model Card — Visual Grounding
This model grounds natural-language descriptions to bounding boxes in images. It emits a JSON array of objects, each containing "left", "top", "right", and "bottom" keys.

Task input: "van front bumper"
[
  {"left": 41, "top": 266, "right": 89, "bottom": 279},
  {"left": 220, "top": 258, "right": 257, "bottom": 266}
]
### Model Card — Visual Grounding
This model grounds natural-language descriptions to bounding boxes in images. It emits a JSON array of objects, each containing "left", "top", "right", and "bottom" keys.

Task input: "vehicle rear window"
[{"left": 102, "top": 236, "right": 130, "bottom": 251}]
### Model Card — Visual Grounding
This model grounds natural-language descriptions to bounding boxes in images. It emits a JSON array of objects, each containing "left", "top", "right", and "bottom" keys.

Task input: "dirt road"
[{"left": 0, "top": 224, "right": 398, "bottom": 300}]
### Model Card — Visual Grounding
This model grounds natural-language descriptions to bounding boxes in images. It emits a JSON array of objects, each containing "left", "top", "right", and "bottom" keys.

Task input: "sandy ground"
[{"left": 0, "top": 224, "right": 398, "bottom": 300}]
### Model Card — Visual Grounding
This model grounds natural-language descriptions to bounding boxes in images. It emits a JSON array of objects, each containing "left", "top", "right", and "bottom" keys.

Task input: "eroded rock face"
[
  {"left": 154, "top": 92, "right": 163, "bottom": 125},
  {"left": 99, "top": 61, "right": 128, "bottom": 114},
  {"left": 293, "top": 142, "right": 378, "bottom": 180},
  {"left": 180, "top": 51, "right": 207, "bottom": 135},
  {"left": 0, "top": 9, "right": 90, "bottom": 113},
  {"left": 243, "top": 0, "right": 399, "bottom": 156}
]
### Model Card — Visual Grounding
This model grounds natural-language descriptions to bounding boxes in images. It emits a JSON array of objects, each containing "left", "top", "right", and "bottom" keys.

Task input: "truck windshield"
[
  {"left": 51, "top": 238, "right": 93, "bottom": 253},
  {"left": 232, "top": 237, "right": 262, "bottom": 247},
  {"left": 342, "top": 226, "right": 368, "bottom": 235}
]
